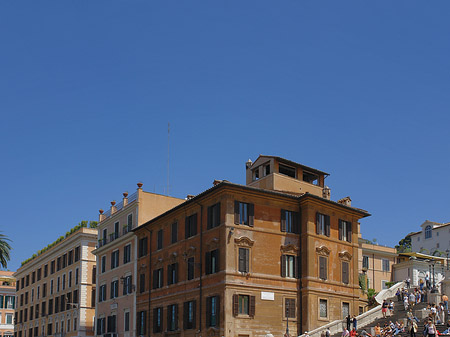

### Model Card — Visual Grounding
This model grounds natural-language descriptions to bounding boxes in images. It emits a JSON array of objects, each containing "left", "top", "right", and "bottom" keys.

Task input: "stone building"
[
  {"left": 92, "top": 184, "right": 183, "bottom": 337},
  {"left": 133, "top": 155, "right": 370, "bottom": 337},
  {"left": 14, "top": 227, "right": 97, "bottom": 337},
  {"left": 0, "top": 271, "right": 16, "bottom": 337}
]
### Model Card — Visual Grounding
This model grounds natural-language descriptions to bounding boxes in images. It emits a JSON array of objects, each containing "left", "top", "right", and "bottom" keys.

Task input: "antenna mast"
[{"left": 167, "top": 122, "right": 170, "bottom": 196}]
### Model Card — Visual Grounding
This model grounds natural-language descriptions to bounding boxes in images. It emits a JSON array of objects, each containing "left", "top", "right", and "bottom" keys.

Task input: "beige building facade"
[
  {"left": 0, "top": 271, "right": 15, "bottom": 337},
  {"left": 93, "top": 184, "right": 183, "bottom": 337},
  {"left": 14, "top": 227, "right": 97, "bottom": 337},
  {"left": 358, "top": 239, "right": 398, "bottom": 294}
]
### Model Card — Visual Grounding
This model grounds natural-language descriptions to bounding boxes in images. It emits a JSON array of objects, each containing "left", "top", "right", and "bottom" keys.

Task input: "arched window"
[{"left": 425, "top": 225, "right": 432, "bottom": 239}]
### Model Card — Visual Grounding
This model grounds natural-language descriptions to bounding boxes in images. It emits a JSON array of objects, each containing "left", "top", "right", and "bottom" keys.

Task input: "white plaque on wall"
[{"left": 261, "top": 291, "right": 274, "bottom": 300}]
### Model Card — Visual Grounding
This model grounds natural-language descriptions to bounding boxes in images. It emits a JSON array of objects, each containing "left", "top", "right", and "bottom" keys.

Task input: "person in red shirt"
[{"left": 350, "top": 328, "right": 358, "bottom": 337}]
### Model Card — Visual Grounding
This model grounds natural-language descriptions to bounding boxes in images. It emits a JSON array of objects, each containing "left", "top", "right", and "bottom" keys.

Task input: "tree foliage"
[
  {"left": 0, "top": 232, "right": 11, "bottom": 268},
  {"left": 395, "top": 233, "right": 412, "bottom": 253}
]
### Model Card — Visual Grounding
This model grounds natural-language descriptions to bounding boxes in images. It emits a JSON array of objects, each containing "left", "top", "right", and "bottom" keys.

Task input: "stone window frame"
[
  {"left": 234, "top": 237, "right": 254, "bottom": 275},
  {"left": 318, "top": 297, "right": 329, "bottom": 321}
]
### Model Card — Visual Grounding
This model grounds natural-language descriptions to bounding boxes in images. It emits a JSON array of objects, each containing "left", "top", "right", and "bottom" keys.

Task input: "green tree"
[
  {"left": 395, "top": 233, "right": 412, "bottom": 253},
  {"left": 0, "top": 232, "right": 11, "bottom": 268}
]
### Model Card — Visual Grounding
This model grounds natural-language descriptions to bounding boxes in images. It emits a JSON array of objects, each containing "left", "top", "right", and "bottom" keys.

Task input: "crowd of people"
[{"left": 337, "top": 277, "right": 450, "bottom": 337}]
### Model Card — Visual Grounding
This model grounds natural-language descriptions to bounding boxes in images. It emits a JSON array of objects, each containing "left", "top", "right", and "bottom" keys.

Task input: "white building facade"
[{"left": 410, "top": 220, "right": 450, "bottom": 257}]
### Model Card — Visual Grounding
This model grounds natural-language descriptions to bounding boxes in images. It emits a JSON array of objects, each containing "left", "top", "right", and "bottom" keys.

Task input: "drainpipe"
[
  {"left": 143, "top": 227, "right": 153, "bottom": 337},
  {"left": 192, "top": 200, "right": 204, "bottom": 333}
]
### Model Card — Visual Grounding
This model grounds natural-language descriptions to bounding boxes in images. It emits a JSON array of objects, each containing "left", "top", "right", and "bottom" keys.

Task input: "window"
[
  {"left": 168, "top": 263, "right": 178, "bottom": 285},
  {"left": 206, "top": 296, "right": 220, "bottom": 327},
  {"left": 68, "top": 251, "right": 73, "bottom": 265},
  {"left": 62, "top": 254, "right": 67, "bottom": 268},
  {"left": 114, "top": 221, "right": 119, "bottom": 239},
  {"left": 153, "top": 307, "right": 163, "bottom": 333},
  {"left": 6, "top": 313, "right": 13, "bottom": 324},
  {"left": 362, "top": 256, "right": 369, "bottom": 269},
  {"left": 102, "top": 229, "right": 107, "bottom": 246},
  {"left": 32, "top": 271, "right": 35, "bottom": 284},
  {"left": 425, "top": 225, "right": 432, "bottom": 239},
  {"left": 124, "top": 311, "right": 130, "bottom": 332},
  {"left": 279, "top": 163, "right": 296, "bottom": 178},
  {"left": 101, "top": 255, "right": 106, "bottom": 273},
  {"left": 316, "top": 213, "right": 330, "bottom": 236},
  {"left": 232, "top": 294, "right": 255, "bottom": 317},
  {"left": 41, "top": 301, "right": 46, "bottom": 316},
  {"left": 137, "top": 311, "right": 147, "bottom": 335},
  {"left": 50, "top": 279, "right": 54, "bottom": 294},
  {"left": 110, "top": 280, "right": 119, "bottom": 299},
  {"left": 96, "top": 318, "right": 105, "bottom": 336},
  {"left": 139, "top": 237, "right": 148, "bottom": 257},
  {"left": 107, "top": 315, "right": 117, "bottom": 333},
  {"left": 123, "top": 275, "right": 132, "bottom": 295},
  {"left": 5, "top": 295, "right": 15, "bottom": 309},
  {"left": 57, "top": 277, "right": 60, "bottom": 292},
  {"left": 183, "top": 300, "right": 196, "bottom": 330},
  {"left": 339, "top": 220, "right": 352, "bottom": 242},
  {"left": 382, "top": 259, "right": 390, "bottom": 272},
  {"left": 62, "top": 273, "right": 67, "bottom": 290},
  {"left": 319, "top": 256, "right": 327, "bottom": 280},
  {"left": 206, "top": 249, "right": 219, "bottom": 274},
  {"left": 303, "top": 171, "right": 319, "bottom": 185},
  {"left": 139, "top": 273, "right": 146, "bottom": 293},
  {"left": 75, "top": 268, "right": 79, "bottom": 285},
  {"left": 26, "top": 274, "right": 30, "bottom": 286},
  {"left": 187, "top": 257, "right": 195, "bottom": 280},
  {"left": 185, "top": 214, "right": 198, "bottom": 239},
  {"left": 381, "top": 280, "right": 388, "bottom": 289},
  {"left": 285, "top": 298, "right": 296, "bottom": 318},
  {"left": 253, "top": 168, "right": 259, "bottom": 181},
  {"left": 281, "top": 210, "right": 299, "bottom": 234},
  {"left": 49, "top": 299, "right": 53, "bottom": 315},
  {"left": 319, "top": 299, "right": 328, "bottom": 318},
  {"left": 167, "top": 304, "right": 178, "bottom": 331},
  {"left": 111, "top": 250, "right": 119, "bottom": 269},
  {"left": 44, "top": 264, "right": 48, "bottom": 277},
  {"left": 127, "top": 213, "right": 133, "bottom": 229},
  {"left": 171, "top": 222, "right": 178, "bottom": 244},
  {"left": 68, "top": 271, "right": 72, "bottom": 288},
  {"left": 342, "top": 261, "right": 349, "bottom": 284},
  {"left": 99, "top": 284, "right": 107, "bottom": 302},
  {"left": 37, "top": 285, "right": 40, "bottom": 299},
  {"left": 238, "top": 248, "right": 249, "bottom": 273},
  {"left": 75, "top": 246, "right": 80, "bottom": 262},
  {"left": 123, "top": 244, "right": 131, "bottom": 264},
  {"left": 153, "top": 268, "right": 163, "bottom": 289},
  {"left": 157, "top": 229, "right": 163, "bottom": 250},
  {"left": 207, "top": 203, "right": 221, "bottom": 229},
  {"left": 281, "top": 255, "right": 298, "bottom": 278},
  {"left": 234, "top": 201, "right": 254, "bottom": 226},
  {"left": 342, "top": 302, "right": 349, "bottom": 319},
  {"left": 37, "top": 268, "right": 42, "bottom": 281}
]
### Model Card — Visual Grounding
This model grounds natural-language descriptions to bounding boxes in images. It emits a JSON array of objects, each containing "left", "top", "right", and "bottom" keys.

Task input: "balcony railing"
[
  {"left": 97, "top": 225, "right": 134, "bottom": 249},
  {"left": 102, "top": 192, "right": 138, "bottom": 220}
]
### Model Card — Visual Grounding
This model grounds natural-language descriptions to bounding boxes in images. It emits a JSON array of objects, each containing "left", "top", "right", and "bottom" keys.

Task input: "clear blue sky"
[{"left": 1, "top": 1, "right": 449, "bottom": 271}]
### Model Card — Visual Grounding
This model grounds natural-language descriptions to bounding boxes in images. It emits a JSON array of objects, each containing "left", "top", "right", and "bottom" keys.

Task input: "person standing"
[
  {"left": 382, "top": 300, "right": 389, "bottom": 318},
  {"left": 389, "top": 300, "right": 395, "bottom": 316},
  {"left": 326, "top": 328, "right": 331, "bottom": 337},
  {"left": 346, "top": 315, "right": 351, "bottom": 331},
  {"left": 409, "top": 320, "right": 418, "bottom": 337},
  {"left": 352, "top": 316, "right": 357, "bottom": 330},
  {"left": 427, "top": 320, "right": 436, "bottom": 337},
  {"left": 374, "top": 323, "right": 381, "bottom": 337},
  {"left": 406, "top": 277, "right": 411, "bottom": 289},
  {"left": 443, "top": 294, "right": 448, "bottom": 312}
]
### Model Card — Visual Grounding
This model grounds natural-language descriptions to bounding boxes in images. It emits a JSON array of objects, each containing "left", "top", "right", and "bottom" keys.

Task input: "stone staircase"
[{"left": 332, "top": 299, "right": 447, "bottom": 337}]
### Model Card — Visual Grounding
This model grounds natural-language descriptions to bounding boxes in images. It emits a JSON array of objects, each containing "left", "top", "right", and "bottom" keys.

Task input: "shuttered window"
[
  {"left": 342, "top": 261, "right": 349, "bottom": 284},
  {"left": 316, "top": 213, "right": 330, "bottom": 236},
  {"left": 168, "top": 263, "right": 178, "bottom": 285},
  {"left": 187, "top": 257, "right": 195, "bottom": 280},
  {"left": 319, "top": 256, "right": 327, "bottom": 280},
  {"left": 185, "top": 214, "right": 198, "bottom": 239},
  {"left": 153, "top": 307, "right": 163, "bottom": 333},
  {"left": 183, "top": 300, "right": 196, "bottom": 330},
  {"left": 339, "top": 220, "right": 352, "bottom": 242},
  {"left": 238, "top": 248, "right": 249, "bottom": 273},
  {"left": 206, "top": 296, "right": 220, "bottom": 327},
  {"left": 205, "top": 250, "right": 219, "bottom": 275},
  {"left": 281, "top": 210, "right": 300, "bottom": 234},
  {"left": 167, "top": 304, "right": 178, "bottom": 331},
  {"left": 137, "top": 311, "right": 146, "bottom": 335},
  {"left": 207, "top": 203, "right": 221, "bottom": 229},
  {"left": 232, "top": 294, "right": 255, "bottom": 317},
  {"left": 234, "top": 201, "right": 254, "bottom": 227},
  {"left": 281, "top": 255, "right": 299, "bottom": 278}
]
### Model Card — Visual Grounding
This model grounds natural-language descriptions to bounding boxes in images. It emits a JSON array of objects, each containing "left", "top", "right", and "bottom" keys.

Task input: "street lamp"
[
  {"left": 427, "top": 259, "right": 438, "bottom": 293},
  {"left": 285, "top": 302, "right": 290, "bottom": 337}
]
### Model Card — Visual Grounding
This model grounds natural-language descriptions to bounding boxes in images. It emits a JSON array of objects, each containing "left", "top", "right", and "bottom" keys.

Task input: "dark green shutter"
[
  {"left": 281, "top": 210, "right": 286, "bottom": 232},
  {"left": 281, "top": 255, "right": 286, "bottom": 277},
  {"left": 234, "top": 201, "right": 240, "bottom": 224},
  {"left": 248, "top": 203, "right": 254, "bottom": 227}
]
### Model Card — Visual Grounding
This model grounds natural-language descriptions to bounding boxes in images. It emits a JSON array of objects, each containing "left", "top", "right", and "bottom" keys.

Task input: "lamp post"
[
  {"left": 285, "top": 302, "right": 290, "bottom": 337},
  {"left": 429, "top": 259, "right": 438, "bottom": 293}
]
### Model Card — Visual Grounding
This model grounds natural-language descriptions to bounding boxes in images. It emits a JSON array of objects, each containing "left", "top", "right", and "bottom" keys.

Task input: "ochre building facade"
[{"left": 133, "top": 156, "right": 370, "bottom": 337}]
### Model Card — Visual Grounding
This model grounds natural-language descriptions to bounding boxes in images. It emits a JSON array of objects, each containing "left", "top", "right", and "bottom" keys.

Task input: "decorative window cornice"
[
  {"left": 281, "top": 244, "right": 299, "bottom": 254},
  {"left": 339, "top": 251, "right": 352, "bottom": 261},
  {"left": 316, "top": 245, "right": 330, "bottom": 256},
  {"left": 207, "top": 237, "right": 220, "bottom": 250},
  {"left": 183, "top": 246, "right": 196, "bottom": 259},
  {"left": 234, "top": 236, "right": 255, "bottom": 247}
]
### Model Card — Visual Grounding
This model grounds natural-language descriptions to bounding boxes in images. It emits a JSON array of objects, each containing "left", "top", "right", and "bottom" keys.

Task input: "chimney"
[
  {"left": 99, "top": 209, "right": 105, "bottom": 222},
  {"left": 322, "top": 186, "right": 331, "bottom": 200},
  {"left": 110, "top": 201, "right": 117, "bottom": 214},
  {"left": 337, "top": 196, "right": 352, "bottom": 207},
  {"left": 123, "top": 192, "right": 129, "bottom": 207},
  {"left": 186, "top": 194, "right": 195, "bottom": 200}
]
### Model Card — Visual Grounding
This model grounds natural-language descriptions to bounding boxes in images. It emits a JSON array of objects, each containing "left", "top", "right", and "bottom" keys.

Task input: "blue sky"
[{"left": 1, "top": 1, "right": 449, "bottom": 271}]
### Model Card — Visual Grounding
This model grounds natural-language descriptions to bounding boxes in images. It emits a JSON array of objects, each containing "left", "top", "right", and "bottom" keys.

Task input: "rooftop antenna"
[{"left": 167, "top": 122, "right": 170, "bottom": 196}]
